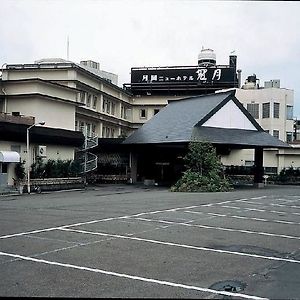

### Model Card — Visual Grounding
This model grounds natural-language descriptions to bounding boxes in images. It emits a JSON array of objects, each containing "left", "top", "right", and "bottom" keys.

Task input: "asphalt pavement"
[{"left": 0, "top": 184, "right": 299, "bottom": 299}]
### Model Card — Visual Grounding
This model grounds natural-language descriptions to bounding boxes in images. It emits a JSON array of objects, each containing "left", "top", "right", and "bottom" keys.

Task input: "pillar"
[{"left": 254, "top": 147, "right": 264, "bottom": 188}]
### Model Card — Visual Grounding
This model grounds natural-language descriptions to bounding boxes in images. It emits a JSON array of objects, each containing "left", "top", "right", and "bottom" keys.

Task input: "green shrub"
[
  {"left": 15, "top": 160, "right": 26, "bottom": 181},
  {"left": 30, "top": 158, "right": 81, "bottom": 178},
  {"left": 171, "top": 141, "right": 231, "bottom": 192}
]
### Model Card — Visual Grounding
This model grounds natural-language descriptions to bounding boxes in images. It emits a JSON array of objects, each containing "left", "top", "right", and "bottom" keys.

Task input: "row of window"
[
  {"left": 75, "top": 121, "right": 96, "bottom": 137},
  {"left": 80, "top": 92, "right": 97, "bottom": 109},
  {"left": 102, "top": 98, "right": 117, "bottom": 116},
  {"left": 139, "top": 108, "right": 160, "bottom": 119},
  {"left": 247, "top": 103, "right": 293, "bottom": 120},
  {"left": 265, "top": 129, "right": 293, "bottom": 143},
  {"left": 102, "top": 126, "right": 116, "bottom": 138}
]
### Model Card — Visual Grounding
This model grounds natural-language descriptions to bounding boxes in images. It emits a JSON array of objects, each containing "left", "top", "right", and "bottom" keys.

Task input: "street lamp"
[{"left": 27, "top": 121, "right": 45, "bottom": 193}]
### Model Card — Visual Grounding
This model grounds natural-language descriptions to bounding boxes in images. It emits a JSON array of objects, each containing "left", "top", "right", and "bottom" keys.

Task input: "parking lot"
[{"left": 0, "top": 184, "right": 299, "bottom": 299}]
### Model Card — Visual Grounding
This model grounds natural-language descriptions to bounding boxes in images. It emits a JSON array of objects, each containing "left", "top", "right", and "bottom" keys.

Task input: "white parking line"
[
  {"left": 185, "top": 211, "right": 299, "bottom": 225},
  {"left": 59, "top": 228, "right": 300, "bottom": 265},
  {"left": 133, "top": 217, "right": 300, "bottom": 240},
  {"left": 0, "top": 251, "right": 268, "bottom": 300}
]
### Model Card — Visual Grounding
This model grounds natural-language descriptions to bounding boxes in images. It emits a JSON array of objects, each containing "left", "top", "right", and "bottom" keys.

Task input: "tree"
[{"left": 171, "top": 140, "right": 231, "bottom": 192}]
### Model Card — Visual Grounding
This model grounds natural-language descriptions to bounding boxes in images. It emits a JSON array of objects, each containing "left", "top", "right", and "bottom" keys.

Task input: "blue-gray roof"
[{"left": 124, "top": 91, "right": 289, "bottom": 148}]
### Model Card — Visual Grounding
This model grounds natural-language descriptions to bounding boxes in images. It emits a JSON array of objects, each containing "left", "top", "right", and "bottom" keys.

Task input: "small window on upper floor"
[
  {"left": 287, "top": 105, "right": 293, "bottom": 120},
  {"left": 80, "top": 92, "right": 85, "bottom": 103},
  {"left": 273, "top": 102, "right": 280, "bottom": 118},
  {"left": 273, "top": 130, "right": 279, "bottom": 139},
  {"left": 262, "top": 102, "right": 270, "bottom": 118},
  {"left": 140, "top": 108, "right": 147, "bottom": 119},
  {"left": 286, "top": 132, "right": 293, "bottom": 143},
  {"left": 92, "top": 96, "right": 97, "bottom": 109},
  {"left": 111, "top": 102, "right": 116, "bottom": 115},
  {"left": 87, "top": 94, "right": 91, "bottom": 107},
  {"left": 247, "top": 103, "right": 259, "bottom": 119}
]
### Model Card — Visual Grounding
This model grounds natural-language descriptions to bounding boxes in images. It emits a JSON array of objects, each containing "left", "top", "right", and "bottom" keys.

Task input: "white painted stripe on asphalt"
[
  {"left": 0, "top": 200, "right": 248, "bottom": 240},
  {"left": 0, "top": 205, "right": 203, "bottom": 240},
  {"left": 218, "top": 201, "right": 300, "bottom": 217},
  {"left": 134, "top": 217, "right": 300, "bottom": 240},
  {"left": 222, "top": 206, "right": 241, "bottom": 210},
  {"left": 60, "top": 228, "right": 300, "bottom": 265},
  {"left": 185, "top": 211, "right": 298, "bottom": 226},
  {"left": 0, "top": 251, "right": 268, "bottom": 300},
  {"left": 250, "top": 196, "right": 267, "bottom": 200},
  {"left": 244, "top": 208, "right": 266, "bottom": 212}
]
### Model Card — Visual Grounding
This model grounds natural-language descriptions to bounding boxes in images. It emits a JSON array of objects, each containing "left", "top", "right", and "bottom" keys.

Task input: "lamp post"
[{"left": 27, "top": 121, "right": 45, "bottom": 194}]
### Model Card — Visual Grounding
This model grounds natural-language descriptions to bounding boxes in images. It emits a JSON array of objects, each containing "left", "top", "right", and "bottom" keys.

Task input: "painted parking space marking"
[
  {"left": 59, "top": 228, "right": 300, "bottom": 264},
  {"left": 133, "top": 217, "right": 300, "bottom": 240},
  {"left": 185, "top": 211, "right": 300, "bottom": 226},
  {"left": 0, "top": 200, "right": 252, "bottom": 241},
  {"left": 0, "top": 251, "right": 268, "bottom": 300},
  {"left": 220, "top": 201, "right": 300, "bottom": 217}
]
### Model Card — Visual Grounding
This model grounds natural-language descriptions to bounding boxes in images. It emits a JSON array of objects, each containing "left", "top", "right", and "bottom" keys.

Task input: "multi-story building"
[
  {"left": 0, "top": 50, "right": 299, "bottom": 189},
  {"left": 0, "top": 58, "right": 134, "bottom": 188},
  {"left": 219, "top": 75, "right": 299, "bottom": 173}
]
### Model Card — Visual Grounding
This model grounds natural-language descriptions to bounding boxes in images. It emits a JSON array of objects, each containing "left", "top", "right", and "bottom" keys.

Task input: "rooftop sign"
[{"left": 126, "top": 65, "right": 238, "bottom": 95}]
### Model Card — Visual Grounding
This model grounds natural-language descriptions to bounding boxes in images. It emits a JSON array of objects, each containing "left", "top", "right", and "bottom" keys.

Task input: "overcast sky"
[{"left": 1, "top": 0, "right": 300, "bottom": 116}]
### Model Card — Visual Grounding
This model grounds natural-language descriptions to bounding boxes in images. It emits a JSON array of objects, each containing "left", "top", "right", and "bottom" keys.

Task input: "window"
[
  {"left": 140, "top": 108, "right": 147, "bottom": 118},
  {"left": 273, "top": 130, "right": 279, "bottom": 139},
  {"left": 273, "top": 102, "right": 280, "bottom": 118},
  {"left": 86, "top": 123, "right": 91, "bottom": 137},
  {"left": 102, "top": 99, "right": 106, "bottom": 112},
  {"left": 92, "top": 124, "right": 96, "bottom": 136},
  {"left": 0, "top": 163, "right": 8, "bottom": 174},
  {"left": 75, "top": 120, "right": 78, "bottom": 131},
  {"left": 111, "top": 102, "right": 116, "bottom": 115},
  {"left": 287, "top": 105, "right": 293, "bottom": 120},
  {"left": 286, "top": 132, "right": 293, "bottom": 143},
  {"left": 111, "top": 128, "right": 115, "bottom": 138},
  {"left": 92, "top": 96, "right": 97, "bottom": 109},
  {"left": 106, "top": 101, "right": 110, "bottom": 114},
  {"left": 262, "top": 103, "right": 270, "bottom": 118},
  {"left": 154, "top": 109, "right": 160, "bottom": 115},
  {"left": 79, "top": 122, "right": 85, "bottom": 133},
  {"left": 87, "top": 94, "right": 91, "bottom": 107},
  {"left": 80, "top": 92, "right": 85, "bottom": 103},
  {"left": 247, "top": 103, "right": 259, "bottom": 119}
]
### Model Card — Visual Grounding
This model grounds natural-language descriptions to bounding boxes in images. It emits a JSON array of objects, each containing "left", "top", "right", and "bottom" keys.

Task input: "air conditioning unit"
[{"left": 37, "top": 145, "right": 47, "bottom": 158}]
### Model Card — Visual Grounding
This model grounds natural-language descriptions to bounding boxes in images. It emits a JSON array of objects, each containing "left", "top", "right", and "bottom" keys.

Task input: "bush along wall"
[
  {"left": 30, "top": 157, "right": 81, "bottom": 179},
  {"left": 171, "top": 140, "right": 231, "bottom": 192}
]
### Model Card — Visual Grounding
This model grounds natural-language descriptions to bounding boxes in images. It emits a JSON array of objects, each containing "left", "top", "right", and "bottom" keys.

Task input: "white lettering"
[
  {"left": 196, "top": 69, "right": 207, "bottom": 81},
  {"left": 142, "top": 75, "right": 148, "bottom": 82},
  {"left": 212, "top": 69, "right": 222, "bottom": 81},
  {"left": 150, "top": 75, "right": 158, "bottom": 82}
]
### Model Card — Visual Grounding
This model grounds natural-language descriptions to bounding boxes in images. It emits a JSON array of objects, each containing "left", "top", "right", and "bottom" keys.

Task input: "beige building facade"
[{"left": 0, "top": 57, "right": 299, "bottom": 189}]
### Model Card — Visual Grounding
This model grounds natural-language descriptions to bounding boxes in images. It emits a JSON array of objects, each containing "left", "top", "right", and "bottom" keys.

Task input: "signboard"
[
  {"left": 132, "top": 67, "right": 235, "bottom": 84},
  {"left": 126, "top": 65, "right": 238, "bottom": 95}
]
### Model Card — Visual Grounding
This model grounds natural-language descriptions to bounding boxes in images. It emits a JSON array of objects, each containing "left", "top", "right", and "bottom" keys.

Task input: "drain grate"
[{"left": 209, "top": 280, "right": 247, "bottom": 298}]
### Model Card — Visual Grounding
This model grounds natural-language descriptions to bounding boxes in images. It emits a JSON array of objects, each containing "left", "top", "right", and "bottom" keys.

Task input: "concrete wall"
[{"left": 7, "top": 96, "right": 76, "bottom": 130}]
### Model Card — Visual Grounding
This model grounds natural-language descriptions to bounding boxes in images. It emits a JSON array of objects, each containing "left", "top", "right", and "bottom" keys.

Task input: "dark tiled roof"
[
  {"left": 191, "top": 126, "right": 289, "bottom": 148},
  {"left": 124, "top": 91, "right": 233, "bottom": 144},
  {"left": 124, "top": 91, "right": 289, "bottom": 149}
]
